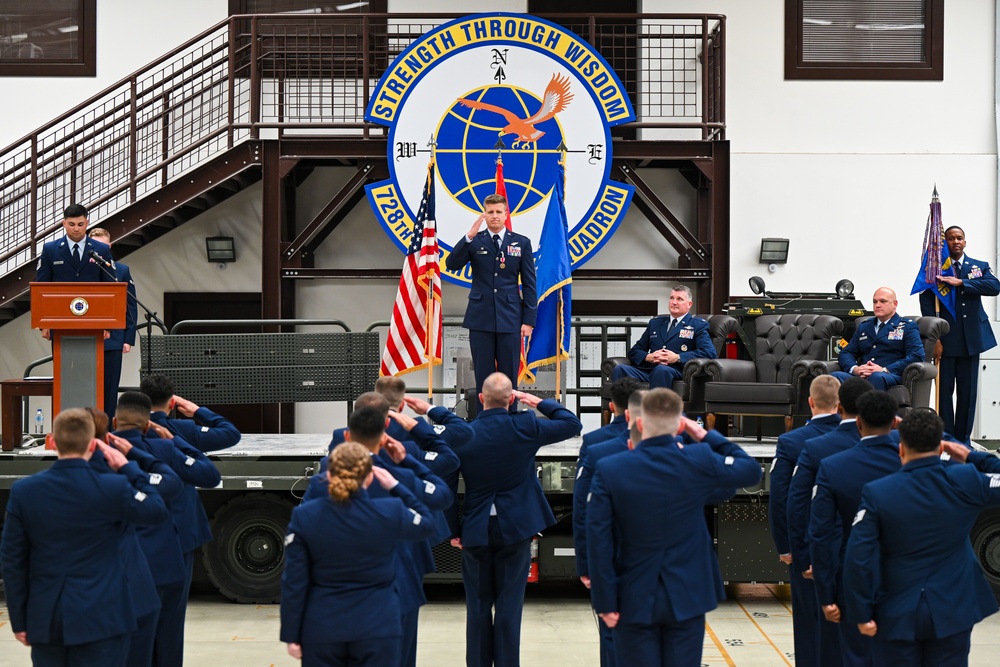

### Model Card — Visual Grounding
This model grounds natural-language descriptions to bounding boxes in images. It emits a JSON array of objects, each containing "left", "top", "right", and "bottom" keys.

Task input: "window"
[
  {"left": 785, "top": 0, "right": 943, "bottom": 80},
  {"left": 0, "top": 0, "right": 95, "bottom": 77}
]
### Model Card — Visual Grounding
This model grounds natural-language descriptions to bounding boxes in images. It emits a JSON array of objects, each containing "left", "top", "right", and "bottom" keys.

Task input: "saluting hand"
[
  {"left": 372, "top": 465, "right": 399, "bottom": 491},
  {"left": 467, "top": 213, "right": 486, "bottom": 239},
  {"left": 943, "top": 441, "right": 970, "bottom": 463},
  {"left": 389, "top": 409, "right": 419, "bottom": 432},
  {"left": 511, "top": 390, "right": 542, "bottom": 408},
  {"left": 680, "top": 416, "right": 707, "bottom": 442},
  {"left": 404, "top": 396, "right": 433, "bottom": 415},
  {"left": 171, "top": 395, "right": 200, "bottom": 417},
  {"left": 98, "top": 441, "right": 129, "bottom": 471},
  {"left": 147, "top": 422, "right": 174, "bottom": 440},
  {"left": 106, "top": 432, "right": 133, "bottom": 456},
  {"left": 381, "top": 436, "right": 408, "bottom": 464}
]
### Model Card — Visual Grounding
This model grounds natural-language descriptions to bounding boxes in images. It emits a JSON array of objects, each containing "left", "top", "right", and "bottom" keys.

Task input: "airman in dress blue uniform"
[
  {"left": 451, "top": 372, "right": 581, "bottom": 667},
  {"left": 844, "top": 409, "right": 1000, "bottom": 666},
  {"left": 810, "top": 391, "right": 903, "bottom": 666},
  {"left": 0, "top": 408, "right": 169, "bottom": 667},
  {"left": 612, "top": 286, "right": 715, "bottom": 389},
  {"left": 768, "top": 375, "right": 841, "bottom": 667},
  {"left": 832, "top": 287, "right": 924, "bottom": 390},
  {"left": 281, "top": 441, "right": 437, "bottom": 666},
  {"left": 786, "top": 378, "right": 872, "bottom": 667},
  {"left": 303, "top": 405, "right": 453, "bottom": 667},
  {"left": 445, "top": 194, "right": 536, "bottom": 409},
  {"left": 574, "top": 388, "right": 644, "bottom": 667},
  {"left": 583, "top": 377, "right": 637, "bottom": 457},
  {"left": 34, "top": 204, "right": 117, "bottom": 347},
  {"left": 113, "top": 391, "right": 221, "bottom": 667},
  {"left": 919, "top": 226, "right": 1000, "bottom": 443},
  {"left": 88, "top": 228, "right": 137, "bottom": 419},
  {"left": 587, "top": 388, "right": 762, "bottom": 667},
  {"left": 142, "top": 374, "right": 242, "bottom": 452}
]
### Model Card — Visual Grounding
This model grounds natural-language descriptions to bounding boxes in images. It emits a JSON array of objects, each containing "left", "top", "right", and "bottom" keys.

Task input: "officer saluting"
[{"left": 445, "top": 194, "right": 536, "bottom": 409}]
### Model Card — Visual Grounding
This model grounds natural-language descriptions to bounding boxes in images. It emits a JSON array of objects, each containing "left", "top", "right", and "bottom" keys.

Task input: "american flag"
[{"left": 380, "top": 165, "right": 443, "bottom": 376}]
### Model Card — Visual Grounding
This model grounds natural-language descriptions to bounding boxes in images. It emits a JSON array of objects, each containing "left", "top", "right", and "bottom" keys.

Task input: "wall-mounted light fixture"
[
  {"left": 205, "top": 236, "right": 236, "bottom": 263},
  {"left": 759, "top": 238, "right": 790, "bottom": 264}
]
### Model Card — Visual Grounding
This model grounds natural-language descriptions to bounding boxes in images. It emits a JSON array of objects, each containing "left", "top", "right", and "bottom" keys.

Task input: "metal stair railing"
[{"left": 0, "top": 12, "right": 725, "bottom": 285}]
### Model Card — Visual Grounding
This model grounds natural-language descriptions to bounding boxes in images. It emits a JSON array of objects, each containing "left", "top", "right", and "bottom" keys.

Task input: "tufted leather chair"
[
  {"left": 806, "top": 315, "right": 949, "bottom": 414},
  {"left": 599, "top": 314, "right": 740, "bottom": 419},
  {"left": 703, "top": 314, "right": 844, "bottom": 434}
]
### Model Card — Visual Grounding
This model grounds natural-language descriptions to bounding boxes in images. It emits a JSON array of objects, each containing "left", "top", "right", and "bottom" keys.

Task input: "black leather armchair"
[
  {"left": 807, "top": 315, "right": 949, "bottom": 413},
  {"left": 703, "top": 314, "right": 844, "bottom": 434},
  {"left": 600, "top": 314, "right": 740, "bottom": 419}
]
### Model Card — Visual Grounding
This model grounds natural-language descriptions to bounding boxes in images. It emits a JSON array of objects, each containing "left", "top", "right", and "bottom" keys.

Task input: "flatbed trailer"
[{"left": 3, "top": 434, "right": 999, "bottom": 603}]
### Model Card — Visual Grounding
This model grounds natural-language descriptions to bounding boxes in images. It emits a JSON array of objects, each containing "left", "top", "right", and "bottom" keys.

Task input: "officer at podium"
[{"left": 35, "top": 204, "right": 116, "bottom": 341}]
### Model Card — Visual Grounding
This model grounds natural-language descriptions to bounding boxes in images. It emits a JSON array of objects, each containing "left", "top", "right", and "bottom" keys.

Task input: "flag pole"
[
  {"left": 426, "top": 139, "right": 437, "bottom": 405},
  {"left": 554, "top": 147, "right": 567, "bottom": 403},
  {"left": 934, "top": 294, "right": 941, "bottom": 413}
]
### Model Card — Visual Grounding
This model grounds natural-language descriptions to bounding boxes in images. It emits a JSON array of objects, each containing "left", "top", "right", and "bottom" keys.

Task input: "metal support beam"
[
  {"left": 260, "top": 140, "right": 283, "bottom": 433},
  {"left": 281, "top": 268, "right": 711, "bottom": 281},
  {"left": 710, "top": 141, "right": 731, "bottom": 313},
  {"left": 617, "top": 163, "right": 710, "bottom": 265},
  {"left": 284, "top": 162, "right": 374, "bottom": 261}
]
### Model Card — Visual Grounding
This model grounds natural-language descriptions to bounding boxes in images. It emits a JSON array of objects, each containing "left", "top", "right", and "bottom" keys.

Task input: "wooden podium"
[{"left": 31, "top": 282, "right": 127, "bottom": 413}]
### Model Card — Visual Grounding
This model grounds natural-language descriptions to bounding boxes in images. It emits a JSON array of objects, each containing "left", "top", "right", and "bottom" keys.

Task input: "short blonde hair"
[
  {"left": 52, "top": 408, "right": 96, "bottom": 455},
  {"left": 88, "top": 227, "right": 111, "bottom": 243}
]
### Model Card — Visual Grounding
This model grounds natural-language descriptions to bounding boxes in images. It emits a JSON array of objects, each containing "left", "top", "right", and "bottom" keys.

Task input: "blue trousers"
[
  {"left": 469, "top": 329, "right": 521, "bottom": 406},
  {"left": 939, "top": 354, "right": 979, "bottom": 444},
  {"left": 400, "top": 608, "right": 419, "bottom": 667},
  {"left": 830, "top": 370, "right": 899, "bottom": 392},
  {"left": 103, "top": 349, "right": 123, "bottom": 418},
  {"left": 613, "top": 614, "right": 705, "bottom": 667},
  {"left": 32, "top": 633, "right": 129, "bottom": 667},
  {"left": 790, "top": 568, "right": 821, "bottom": 667},
  {"left": 873, "top": 597, "right": 971, "bottom": 666},
  {"left": 303, "top": 636, "right": 401, "bottom": 667},
  {"left": 153, "top": 551, "right": 193, "bottom": 667},
  {"left": 125, "top": 610, "right": 159, "bottom": 667},
  {"left": 461, "top": 517, "right": 532, "bottom": 667},
  {"left": 611, "top": 362, "right": 682, "bottom": 390}
]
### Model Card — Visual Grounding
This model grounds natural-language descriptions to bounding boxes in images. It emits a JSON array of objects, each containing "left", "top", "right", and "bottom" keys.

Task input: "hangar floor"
[{"left": 2, "top": 583, "right": 1000, "bottom": 666}]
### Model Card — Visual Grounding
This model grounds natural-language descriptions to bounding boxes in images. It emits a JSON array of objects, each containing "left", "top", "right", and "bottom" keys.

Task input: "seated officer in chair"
[
  {"left": 612, "top": 286, "right": 715, "bottom": 389},
  {"left": 831, "top": 287, "right": 924, "bottom": 391}
]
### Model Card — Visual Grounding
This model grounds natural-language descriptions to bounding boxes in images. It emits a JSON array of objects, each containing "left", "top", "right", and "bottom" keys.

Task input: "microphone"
[{"left": 88, "top": 249, "right": 113, "bottom": 267}]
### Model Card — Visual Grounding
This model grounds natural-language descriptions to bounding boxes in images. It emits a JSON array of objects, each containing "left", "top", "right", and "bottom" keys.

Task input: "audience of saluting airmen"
[{"left": 8, "top": 354, "right": 1000, "bottom": 667}]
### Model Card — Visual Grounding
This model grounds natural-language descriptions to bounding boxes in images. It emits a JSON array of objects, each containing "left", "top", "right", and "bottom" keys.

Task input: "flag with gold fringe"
[
  {"left": 520, "top": 161, "right": 571, "bottom": 384},
  {"left": 910, "top": 186, "right": 957, "bottom": 318},
  {"left": 380, "top": 161, "right": 443, "bottom": 376}
]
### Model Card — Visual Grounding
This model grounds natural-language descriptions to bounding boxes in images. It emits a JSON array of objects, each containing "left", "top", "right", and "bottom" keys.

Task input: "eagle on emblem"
[{"left": 457, "top": 73, "right": 574, "bottom": 148}]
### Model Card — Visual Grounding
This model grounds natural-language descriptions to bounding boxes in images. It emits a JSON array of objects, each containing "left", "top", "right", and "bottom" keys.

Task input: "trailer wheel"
[
  {"left": 972, "top": 508, "right": 1000, "bottom": 601},
  {"left": 203, "top": 494, "right": 294, "bottom": 603}
]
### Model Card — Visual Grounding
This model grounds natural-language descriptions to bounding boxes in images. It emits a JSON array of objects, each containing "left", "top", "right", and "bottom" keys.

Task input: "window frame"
[
  {"left": 0, "top": 0, "right": 96, "bottom": 77},
  {"left": 784, "top": 0, "right": 944, "bottom": 81}
]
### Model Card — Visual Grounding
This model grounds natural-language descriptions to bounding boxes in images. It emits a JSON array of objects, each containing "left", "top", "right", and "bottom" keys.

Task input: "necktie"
[
  {"left": 956, "top": 261, "right": 963, "bottom": 276},
  {"left": 874, "top": 321, "right": 881, "bottom": 336},
  {"left": 667, "top": 319, "right": 677, "bottom": 333},
  {"left": 72, "top": 244, "right": 81, "bottom": 262},
  {"left": 493, "top": 235, "right": 501, "bottom": 254}
]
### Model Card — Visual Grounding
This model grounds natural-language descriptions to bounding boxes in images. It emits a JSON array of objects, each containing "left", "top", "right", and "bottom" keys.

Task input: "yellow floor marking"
[
  {"left": 704, "top": 620, "right": 738, "bottom": 667},
  {"left": 768, "top": 584, "right": 794, "bottom": 616},
  {"left": 737, "top": 600, "right": 793, "bottom": 667}
]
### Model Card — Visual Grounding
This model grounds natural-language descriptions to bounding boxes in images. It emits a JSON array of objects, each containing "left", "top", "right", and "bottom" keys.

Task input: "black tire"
[
  {"left": 203, "top": 493, "right": 294, "bottom": 603},
  {"left": 971, "top": 508, "right": 1000, "bottom": 601}
]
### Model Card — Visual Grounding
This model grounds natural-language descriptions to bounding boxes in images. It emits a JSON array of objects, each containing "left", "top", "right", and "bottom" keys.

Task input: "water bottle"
[
  {"left": 34, "top": 408, "right": 44, "bottom": 434},
  {"left": 695, "top": 416, "right": 704, "bottom": 429}
]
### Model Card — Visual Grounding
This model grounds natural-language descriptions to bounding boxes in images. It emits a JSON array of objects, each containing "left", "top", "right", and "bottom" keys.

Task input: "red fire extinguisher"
[{"left": 527, "top": 536, "right": 539, "bottom": 583}]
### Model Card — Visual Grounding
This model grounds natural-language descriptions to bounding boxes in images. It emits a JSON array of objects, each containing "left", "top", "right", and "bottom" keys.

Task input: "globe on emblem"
[
  {"left": 69, "top": 297, "right": 89, "bottom": 316},
  {"left": 437, "top": 85, "right": 565, "bottom": 218}
]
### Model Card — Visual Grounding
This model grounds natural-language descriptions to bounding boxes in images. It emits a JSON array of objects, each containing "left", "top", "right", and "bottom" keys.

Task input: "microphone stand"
[{"left": 88, "top": 251, "right": 167, "bottom": 376}]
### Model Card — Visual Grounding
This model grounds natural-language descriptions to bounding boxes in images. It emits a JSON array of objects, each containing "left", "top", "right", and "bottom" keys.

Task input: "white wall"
[
  {"left": 649, "top": 0, "right": 998, "bottom": 315},
  {"left": 0, "top": 1, "right": 994, "bottom": 433}
]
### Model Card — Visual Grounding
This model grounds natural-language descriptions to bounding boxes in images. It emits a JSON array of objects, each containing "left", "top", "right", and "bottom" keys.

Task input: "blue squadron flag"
[
  {"left": 520, "top": 162, "right": 571, "bottom": 384},
  {"left": 911, "top": 186, "right": 956, "bottom": 318}
]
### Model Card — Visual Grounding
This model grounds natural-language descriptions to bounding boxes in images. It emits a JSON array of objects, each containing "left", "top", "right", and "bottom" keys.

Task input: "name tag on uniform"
[
  {"left": 888, "top": 328, "right": 904, "bottom": 341},
  {"left": 475, "top": 249, "right": 488, "bottom": 254},
  {"left": 859, "top": 334, "right": 868, "bottom": 341},
  {"left": 53, "top": 260, "right": 64, "bottom": 265},
  {"left": 507, "top": 245, "right": 521, "bottom": 257},
  {"left": 679, "top": 328, "right": 694, "bottom": 339}
]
